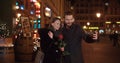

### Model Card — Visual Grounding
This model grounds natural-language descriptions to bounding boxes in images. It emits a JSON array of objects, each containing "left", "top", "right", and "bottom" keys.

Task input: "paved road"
[
  {"left": 15, "top": 36, "right": 120, "bottom": 63},
  {"left": 82, "top": 36, "right": 120, "bottom": 63}
]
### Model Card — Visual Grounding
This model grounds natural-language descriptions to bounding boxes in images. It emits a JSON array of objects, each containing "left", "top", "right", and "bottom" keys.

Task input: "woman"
[{"left": 38, "top": 17, "right": 62, "bottom": 63}]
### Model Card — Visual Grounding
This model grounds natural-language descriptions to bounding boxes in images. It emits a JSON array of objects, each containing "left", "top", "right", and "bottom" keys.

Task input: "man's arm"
[{"left": 83, "top": 31, "right": 98, "bottom": 43}]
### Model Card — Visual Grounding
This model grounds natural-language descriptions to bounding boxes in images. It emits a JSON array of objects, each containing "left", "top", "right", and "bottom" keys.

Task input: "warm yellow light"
[
  {"left": 38, "top": 15, "right": 41, "bottom": 18},
  {"left": 87, "top": 22, "right": 90, "bottom": 26},
  {"left": 34, "top": 30, "right": 37, "bottom": 33},
  {"left": 116, "top": 22, "right": 120, "bottom": 24},
  {"left": 105, "top": 21, "right": 111, "bottom": 24},
  {"left": 96, "top": 13, "right": 101, "bottom": 18},
  {"left": 15, "top": 6, "right": 19, "bottom": 9},
  {"left": 89, "top": 27, "right": 99, "bottom": 29},
  {"left": 45, "top": 13, "right": 50, "bottom": 17},
  {"left": 17, "top": 13, "right": 21, "bottom": 17},
  {"left": 35, "top": 2, "right": 40, "bottom": 7},
  {"left": 16, "top": 18, "right": 19, "bottom": 22},
  {"left": 57, "top": 16, "right": 61, "bottom": 19},
  {"left": 83, "top": 26, "right": 87, "bottom": 29}
]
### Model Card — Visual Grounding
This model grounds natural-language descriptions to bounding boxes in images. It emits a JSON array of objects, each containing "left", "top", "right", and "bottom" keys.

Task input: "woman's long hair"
[{"left": 48, "top": 17, "right": 61, "bottom": 31}]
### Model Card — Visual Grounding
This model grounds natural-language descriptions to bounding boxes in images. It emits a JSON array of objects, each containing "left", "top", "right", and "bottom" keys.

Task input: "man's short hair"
[
  {"left": 64, "top": 11, "right": 73, "bottom": 15},
  {"left": 64, "top": 11, "right": 74, "bottom": 17}
]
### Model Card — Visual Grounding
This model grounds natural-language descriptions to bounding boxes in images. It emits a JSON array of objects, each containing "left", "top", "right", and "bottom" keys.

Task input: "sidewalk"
[{"left": 82, "top": 36, "right": 120, "bottom": 63}]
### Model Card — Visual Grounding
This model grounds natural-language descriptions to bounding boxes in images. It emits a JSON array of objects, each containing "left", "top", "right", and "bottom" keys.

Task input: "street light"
[
  {"left": 17, "top": 13, "right": 21, "bottom": 18},
  {"left": 96, "top": 13, "right": 101, "bottom": 18},
  {"left": 87, "top": 22, "right": 90, "bottom": 26},
  {"left": 96, "top": 13, "right": 101, "bottom": 27},
  {"left": 87, "top": 22, "right": 90, "bottom": 30}
]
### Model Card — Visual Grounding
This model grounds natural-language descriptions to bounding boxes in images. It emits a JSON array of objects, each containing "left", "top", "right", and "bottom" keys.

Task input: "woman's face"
[{"left": 51, "top": 20, "right": 61, "bottom": 30}]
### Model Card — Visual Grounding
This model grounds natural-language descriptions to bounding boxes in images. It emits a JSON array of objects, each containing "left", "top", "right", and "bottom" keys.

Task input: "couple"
[{"left": 38, "top": 11, "right": 98, "bottom": 63}]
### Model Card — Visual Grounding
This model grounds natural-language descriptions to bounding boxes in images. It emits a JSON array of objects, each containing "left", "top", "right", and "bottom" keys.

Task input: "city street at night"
[{"left": 0, "top": 0, "right": 120, "bottom": 63}]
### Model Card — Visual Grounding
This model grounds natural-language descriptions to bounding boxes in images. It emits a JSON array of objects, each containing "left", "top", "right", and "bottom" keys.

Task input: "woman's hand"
[{"left": 48, "top": 31, "right": 53, "bottom": 39}]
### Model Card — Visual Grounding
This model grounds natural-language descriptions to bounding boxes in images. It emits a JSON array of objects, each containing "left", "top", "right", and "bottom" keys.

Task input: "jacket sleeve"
[{"left": 79, "top": 26, "right": 96, "bottom": 43}]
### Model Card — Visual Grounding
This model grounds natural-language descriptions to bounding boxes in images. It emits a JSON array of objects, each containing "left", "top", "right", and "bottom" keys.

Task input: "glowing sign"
[
  {"left": 116, "top": 22, "right": 120, "bottom": 24},
  {"left": 105, "top": 21, "right": 111, "bottom": 24},
  {"left": 89, "top": 27, "right": 99, "bottom": 29}
]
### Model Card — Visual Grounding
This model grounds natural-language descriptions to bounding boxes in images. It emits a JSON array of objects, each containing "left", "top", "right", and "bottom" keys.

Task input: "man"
[
  {"left": 112, "top": 31, "right": 119, "bottom": 47},
  {"left": 62, "top": 11, "right": 98, "bottom": 63}
]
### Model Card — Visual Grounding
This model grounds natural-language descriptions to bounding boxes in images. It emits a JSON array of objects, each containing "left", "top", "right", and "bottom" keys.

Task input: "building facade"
[
  {"left": 73, "top": 0, "right": 120, "bottom": 34},
  {"left": 14, "top": 0, "right": 65, "bottom": 28},
  {"left": 64, "top": 0, "right": 72, "bottom": 12},
  {"left": 40, "top": 0, "right": 65, "bottom": 27}
]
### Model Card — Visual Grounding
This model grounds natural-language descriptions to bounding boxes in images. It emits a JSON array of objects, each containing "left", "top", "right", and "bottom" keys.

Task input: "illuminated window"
[
  {"left": 38, "top": 20, "right": 41, "bottom": 23},
  {"left": 45, "top": 7, "right": 52, "bottom": 17},
  {"left": 38, "top": 23, "right": 41, "bottom": 28},
  {"left": 34, "top": 23, "right": 37, "bottom": 28},
  {"left": 16, "top": 2, "right": 19, "bottom": 6},
  {"left": 34, "top": 20, "right": 37, "bottom": 23}
]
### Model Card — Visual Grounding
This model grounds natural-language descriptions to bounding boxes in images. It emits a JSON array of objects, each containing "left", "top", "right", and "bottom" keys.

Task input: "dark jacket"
[
  {"left": 38, "top": 28, "right": 61, "bottom": 63},
  {"left": 62, "top": 24, "right": 95, "bottom": 63}
]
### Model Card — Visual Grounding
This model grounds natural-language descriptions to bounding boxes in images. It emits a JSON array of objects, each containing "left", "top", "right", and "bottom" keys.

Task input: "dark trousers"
[{"left": 113, "top": 40, "right": 119, "bottom": 47}]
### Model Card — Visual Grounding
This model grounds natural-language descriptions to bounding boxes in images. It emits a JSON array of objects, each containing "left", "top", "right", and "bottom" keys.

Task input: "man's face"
[{"left": 64, "top": 15, "right": 75, "bottom": 27}]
